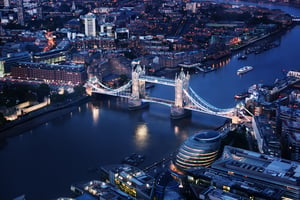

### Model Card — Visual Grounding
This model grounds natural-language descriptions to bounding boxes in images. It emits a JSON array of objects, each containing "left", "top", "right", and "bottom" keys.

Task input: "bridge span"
[{"left": 85, "top": 65, "right": 245, "bottom": 123}]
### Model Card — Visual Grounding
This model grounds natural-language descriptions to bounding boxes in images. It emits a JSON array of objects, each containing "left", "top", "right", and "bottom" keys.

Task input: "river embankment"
[{"left": 0, "top": 96, "right": 90, "bottom": 139}]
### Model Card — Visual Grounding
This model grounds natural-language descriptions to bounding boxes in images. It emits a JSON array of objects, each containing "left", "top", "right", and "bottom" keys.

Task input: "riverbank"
[{"left": 0, "top": 96, "right": 90, "bottom": 139}]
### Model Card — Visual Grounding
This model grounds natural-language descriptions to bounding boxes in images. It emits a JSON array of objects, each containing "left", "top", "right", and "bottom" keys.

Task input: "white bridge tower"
[
  {"left": 129, "top": 65, "right": 147, "bottom": 109},
  {"left": 171, "top": 69, "right": 191, "bottom": 118}
]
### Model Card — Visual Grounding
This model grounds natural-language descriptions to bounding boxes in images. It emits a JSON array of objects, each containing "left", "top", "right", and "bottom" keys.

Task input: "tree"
[
  {"left": 0, "top": 112, "right": 7, "bottom": 126},
  {"left": 37, "top": 83, "right": 50, "bottom": 102},
  {"left": 73, "top": 85, "right": 86, "bottom": 96},
  {"left": 118, "top": 74, "right": 129, "bottom": 86}
]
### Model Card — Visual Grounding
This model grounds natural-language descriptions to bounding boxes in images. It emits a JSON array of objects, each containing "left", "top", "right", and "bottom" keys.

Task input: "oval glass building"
[{"left": 174, "top": 131, "right": 221, "bottom": 170}]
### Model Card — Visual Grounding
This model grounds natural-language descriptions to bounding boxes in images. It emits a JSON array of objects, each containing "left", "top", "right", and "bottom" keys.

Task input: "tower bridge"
[{"left": 85, "top": 65, "right": 245, "bottom": 123}]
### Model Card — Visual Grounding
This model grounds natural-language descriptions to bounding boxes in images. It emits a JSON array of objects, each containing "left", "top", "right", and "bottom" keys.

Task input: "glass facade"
[{"left": 175, "top": 131, "right": 221, "bottom": 170}]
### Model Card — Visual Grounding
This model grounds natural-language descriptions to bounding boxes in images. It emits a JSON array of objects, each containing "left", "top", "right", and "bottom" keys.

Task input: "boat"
[
  {"left": 237, "top": 66, "right": 253, "bottom": 75},
  {"left": 234, "top": 92, "right": 250, "bottom": 99},
  {"left": 122, "top": 153, "right": 145, "bottom": 166},
  {"left": 238, "top": 55, "right": 247, "bottom": 60}
]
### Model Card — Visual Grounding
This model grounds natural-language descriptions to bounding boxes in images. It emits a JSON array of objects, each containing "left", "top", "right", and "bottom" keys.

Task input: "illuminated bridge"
[{"left": 85, "top": 65, "right": 244, "bottom": 122}]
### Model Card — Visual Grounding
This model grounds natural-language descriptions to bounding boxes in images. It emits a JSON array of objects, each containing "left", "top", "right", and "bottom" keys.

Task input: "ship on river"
[{"left": 237, "top": 66, "right": 253, "bottom": 75}]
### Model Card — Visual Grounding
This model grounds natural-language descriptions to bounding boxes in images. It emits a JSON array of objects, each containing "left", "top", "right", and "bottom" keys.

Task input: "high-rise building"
[
  {"left": 83, "top": 13, "right": 96, "bottom": 37},
  {"left": 3, "top": 0, "right": 10, "bottom": 7},
  {"left": 17, "top": 0, "right": 24, "bottom": 26},
  {"left": 279, "top": 106, "right": 300, "bottom": 161}
]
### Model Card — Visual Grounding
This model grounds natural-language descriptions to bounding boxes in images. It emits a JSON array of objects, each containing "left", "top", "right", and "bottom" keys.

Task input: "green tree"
[{"left": 37, "top": 83, "right": 50, "bottom": 102}]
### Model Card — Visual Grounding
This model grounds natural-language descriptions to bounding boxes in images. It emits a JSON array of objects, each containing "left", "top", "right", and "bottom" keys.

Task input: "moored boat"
[
  {"left": 238, "top": 55, "right": 247, "bottom": 60},
  {"left": 234, "top": 92, "right": 250, "bottom": 99}
]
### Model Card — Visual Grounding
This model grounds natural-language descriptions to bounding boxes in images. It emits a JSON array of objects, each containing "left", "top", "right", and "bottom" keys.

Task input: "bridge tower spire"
[
  {"left": 171, "top": 69, "right": 191, "bottom": 119},
  {"left": 175, "top": 68, "right": 190, "bottom": 107},
  {"left": 129, "top": 64, "right": 148, "bottom": 110},
  {"left": 131, "top": 64, "right": 146, "bottom": 98}
]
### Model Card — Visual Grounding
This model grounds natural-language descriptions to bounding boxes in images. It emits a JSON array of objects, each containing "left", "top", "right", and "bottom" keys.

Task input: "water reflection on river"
[{"left": 1, "top": 3, "right": 300, "bottom": 200}]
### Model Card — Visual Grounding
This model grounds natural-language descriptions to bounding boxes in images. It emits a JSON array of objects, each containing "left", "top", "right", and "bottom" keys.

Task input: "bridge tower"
[
  {"left": 175, "top": 69, "right": 190, "bottom": 107},
  {"left": 129, "top": 65, "right": 147, "bottom": 109},
  {"left": 171, "top": 69, "right": 191, "bottom": 119},
  {"left": 131, "top": 64, "right": 146, "bottom": 98}
]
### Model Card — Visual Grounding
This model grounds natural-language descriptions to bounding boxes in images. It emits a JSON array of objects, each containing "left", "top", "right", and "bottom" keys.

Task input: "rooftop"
[
  {"left": 112, "top": 164, "right": 155, "bottom": 188},
  {"left": 212, "top": 146, "right": 300, "bottom": 186}
]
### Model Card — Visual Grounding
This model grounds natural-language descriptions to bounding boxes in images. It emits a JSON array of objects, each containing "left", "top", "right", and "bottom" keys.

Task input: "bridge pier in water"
[{"left": 170, "top": 106, "right": 192, "bottom": 119}]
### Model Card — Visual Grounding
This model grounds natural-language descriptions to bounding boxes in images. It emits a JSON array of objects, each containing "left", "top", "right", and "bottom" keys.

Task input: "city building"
[
  {"left": 252, "top": 115, "right": 281, "bottom": 157},
  {"left": 11, "top": 62, "right": 86, "bottom": 85},
  {"left": 186, "top": 166, "right": 284, "bottom": 200},
  {"left": 100, "top": 23, "right": 115, "bottom": 38},
  {"left": 211, "top": 146, "right": 300, "bottom": 199},
  {"left": 83, "top": 13, "right": 97, "bottom": 37},
  {"left": 115, "top": 28, "right": 129, "bottom": 40},
  {"left": 279, "top": 106, "right": 300, "bottom": 161},
  {"left": 102, "top": 164, "right": 155, "bottom": 200},
  {"left": 17, "top": 0, "right": 24, "bottom": 26},
  {"left": 69, "top": 180, "right": 133, "bottom": 200},
  {"left": 32, "top": 49, "right": 68, "bottom": 64},
  {"left": 71, "top": 37, "right": 116, "bottom": 50},
  {"left": 0, "top": 52, "right": 31, "bottom": 77},
  {"left": 174, "top": 130, "right": 221, "bottom": 171}
]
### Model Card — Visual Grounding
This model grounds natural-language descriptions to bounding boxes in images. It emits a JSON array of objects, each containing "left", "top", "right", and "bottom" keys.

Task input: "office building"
[
  {"left": 104, "top": 165, "right": 155, "bottom": 200},
  {"left": 0, "top": 52, "right": 31, "bottom": 76},
  {"left": 211, "top": 146, "right": 300, "bottom": 199},
  {"left": 83, "top": 13, "right": 96, "bottom": 37},
  {"left": 11, "top": 62, "right": 86, "bottom": 85},
  {"left": 252, "top": 115, "right": 281, "bottom": 157},
  {"left": 115, "top": 28, "right": 129, "bottom": 40},
  {"left": 100, "top": 23, "right": 115, "bottom": 38},
  {"left": 17, "top": 0, "right": 24, "bottom": 26},
  {"left": 32, "top": 49, "right": 68, "bottom": 64},
  {"left": 174, "top": 131, "right": 221, "bottom": 171}
]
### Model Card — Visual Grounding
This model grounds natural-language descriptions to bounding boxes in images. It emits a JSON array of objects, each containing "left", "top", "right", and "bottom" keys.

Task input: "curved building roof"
[{"left": 175, "top": 131, "right": 221, "bottom": 170}]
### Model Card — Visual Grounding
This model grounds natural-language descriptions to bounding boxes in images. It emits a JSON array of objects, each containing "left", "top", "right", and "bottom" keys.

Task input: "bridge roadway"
[
  {"left": 87, "top": 76, "right": 237, "bottom": 119},
  {"left": 139, "top": 75, "right": 175, "bottom": 86},
  {"left": 143, "top": 96, "right": 174, "bottom": 106}
]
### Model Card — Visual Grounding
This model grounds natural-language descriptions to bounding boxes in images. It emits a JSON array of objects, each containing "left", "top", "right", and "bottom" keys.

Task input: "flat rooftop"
[{"left": 212, "top": 146, "right": 300, "bottom": 187}]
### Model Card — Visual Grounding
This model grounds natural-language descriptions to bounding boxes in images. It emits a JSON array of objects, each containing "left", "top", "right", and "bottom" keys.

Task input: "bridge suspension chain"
[
  {"left": 185, "top": 87, "right": 235, "bottom": 114},
  {"left": 89, "top": 79, "right": 132, "bottom": 96}
]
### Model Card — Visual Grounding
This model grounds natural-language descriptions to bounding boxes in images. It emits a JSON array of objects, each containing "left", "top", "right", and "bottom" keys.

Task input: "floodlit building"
[
  {"left": 211, "top": 146, "right": 300, "bottom": 199},
  {"left": 106, "top": 165, "right": 155, "bottom": 200},
  {"left": 83, "top": 13, "right": 96, "bottom": 37},
  {"left": 11, "top": 62, "right": 86, "bottom": 85},
  {"left": 0, "top": 52, "right": 31, "bottom": 76},
  {"left": 174, "top": 131, "right": 221, "bottom": 171}
]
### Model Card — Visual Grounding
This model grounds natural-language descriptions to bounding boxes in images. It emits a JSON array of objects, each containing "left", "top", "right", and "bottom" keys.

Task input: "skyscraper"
[
  {"left": 83, "top": 13, "right": 96, "bottom": 37},
  {"left": 17, "top": 0, "right": 24, "bottom": 26}
]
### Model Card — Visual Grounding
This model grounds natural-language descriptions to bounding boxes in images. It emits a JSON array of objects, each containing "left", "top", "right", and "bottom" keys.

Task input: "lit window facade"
[{"left": 175, "top": 131, "right": 221, "bottom": 170}]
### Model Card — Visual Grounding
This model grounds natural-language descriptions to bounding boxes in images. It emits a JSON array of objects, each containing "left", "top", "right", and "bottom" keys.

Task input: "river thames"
[{"left": 1, "top": 3, "right": 300, "bottom": 200}]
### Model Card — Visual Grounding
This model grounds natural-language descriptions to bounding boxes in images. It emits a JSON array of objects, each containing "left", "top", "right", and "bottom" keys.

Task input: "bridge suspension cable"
[
  {"left": 87, "top": 78, "right": 132, "bottom": 96},
  {"left": 184, "top": 87, "right": 235, "bottom": 115}
]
